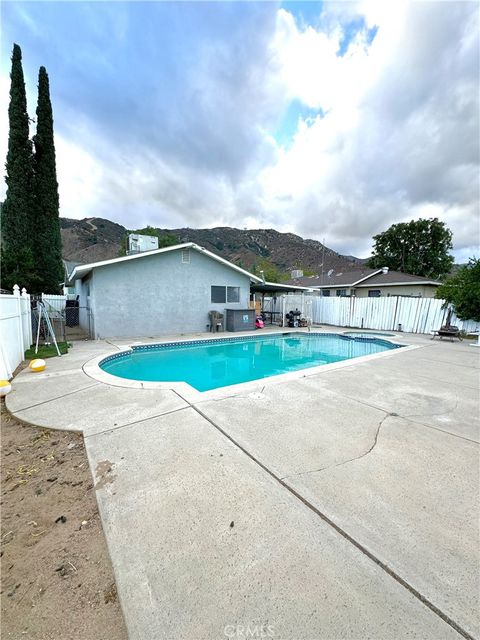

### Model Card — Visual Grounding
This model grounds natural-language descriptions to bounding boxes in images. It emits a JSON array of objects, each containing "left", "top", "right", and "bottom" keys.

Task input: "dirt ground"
[{"left": 1, "top": 399, "right": 128, "bottom": 640}]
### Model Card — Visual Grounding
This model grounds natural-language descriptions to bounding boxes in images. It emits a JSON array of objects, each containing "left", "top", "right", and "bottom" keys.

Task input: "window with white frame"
[
  {"left": 368, "top": 289, "right": 381, "bottom": 297},
  {"left": 336, "top": 289, "right": 347, "bottom": 297}
]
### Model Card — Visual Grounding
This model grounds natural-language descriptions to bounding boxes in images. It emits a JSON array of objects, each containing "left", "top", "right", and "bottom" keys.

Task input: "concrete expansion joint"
[
  {"left": 83, "top": 404, "right": 190, "bottom": 439},
  {"left": 171, "top": 391, "right": 475, "bottom": 640},
  {"left": 10, "top": 382, "right": 102, "bottom": 414},
  {"left": 335, "top": 391, "right": 477, "bottom": 445},
  {"left": 400, "top": 416, "right": 480, "bottom": 446}
]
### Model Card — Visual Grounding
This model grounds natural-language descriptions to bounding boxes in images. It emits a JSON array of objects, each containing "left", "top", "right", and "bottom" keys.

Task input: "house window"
[
  {"left": 336, "top": 289, "right": 347, "bottom": 297},
  {"left": 322, "top": 290, "right": 330, "bottom": 297},
  {"left": 368, "top": 289, "right": 381, "bottom": 297},
  {"left": 211, "top": 286, "right": 226, "bottom": 303},
  {"left": 227, "top": 286, "right": 240, "bottom": 303},
  {"left": 211, "top": 286, "right": 241, "bottom": 304},
  {"left": 181, "top": 249, "right": 190, "bottom": 264}
]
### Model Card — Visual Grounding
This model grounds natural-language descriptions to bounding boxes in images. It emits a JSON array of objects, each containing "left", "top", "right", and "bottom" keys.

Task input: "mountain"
[{"left": 59, "top": 217, "right": 367, "bottom": 276}]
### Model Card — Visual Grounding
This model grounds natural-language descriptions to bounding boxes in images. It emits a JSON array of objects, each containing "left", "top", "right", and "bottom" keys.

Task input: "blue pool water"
[{"left": 100, "top": 333, "right": 402, "bottom": 392}]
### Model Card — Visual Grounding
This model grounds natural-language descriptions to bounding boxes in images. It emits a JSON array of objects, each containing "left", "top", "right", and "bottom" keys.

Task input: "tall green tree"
[
  {"left": 435, "top": 258, "right": 480, "bottom": 322},
  {"left": 367, "top": 218, "right": 454, "bottom": 279},
  {"left": 33, "top": 66, "right": 63, "bottom": 293},
  {"left": 1, "top": 44, "right": 36, "bottom": 290}
]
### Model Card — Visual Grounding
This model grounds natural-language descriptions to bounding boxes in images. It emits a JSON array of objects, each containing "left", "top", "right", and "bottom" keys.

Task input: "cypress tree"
[
  {"left": 1, "top": 44, "right": 36, "bottom": 291},
  {"left": 33, "top": 66, "right": 63, "bottom": 293}
]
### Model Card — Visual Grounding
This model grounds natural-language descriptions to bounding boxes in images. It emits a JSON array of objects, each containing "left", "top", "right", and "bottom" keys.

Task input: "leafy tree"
[
  {"left": 252, "top": 258, "right": 289, "bottom": 282},
  {"left": 435, "top": 258, "right": 480, "bottom": 322},
  {"left": 367, "top": 218, "right": 454, "bottom": 279},
  {"left": 33, "top": 66, "right": 63, "bottom": 293},
  {"left": 1, "top": 44, "right": 36, "bottom": 291}
]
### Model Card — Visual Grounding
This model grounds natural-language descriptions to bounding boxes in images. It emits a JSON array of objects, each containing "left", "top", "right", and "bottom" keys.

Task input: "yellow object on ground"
[
  {"left": 29, "top": 359, "right": 46, "bottom": 373},
  {"left": 0, "top": 380, "right": 12, "bottom": 396}
]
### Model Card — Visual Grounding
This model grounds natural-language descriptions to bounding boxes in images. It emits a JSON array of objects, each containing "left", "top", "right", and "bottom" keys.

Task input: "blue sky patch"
[
  {"left": 274, "top": 99, "right": 324, "bottom": 148},
  {"left": 281, "top": 1, "right": 323, "bottom": 29},
  {"left": 337, "top": 18, "right": 378, "bottom": 56}
]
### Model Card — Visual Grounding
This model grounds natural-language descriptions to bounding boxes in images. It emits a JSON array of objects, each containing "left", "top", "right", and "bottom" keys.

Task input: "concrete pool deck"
[{"left": 5, "top": 327, "right": 480, "bottom": 639}]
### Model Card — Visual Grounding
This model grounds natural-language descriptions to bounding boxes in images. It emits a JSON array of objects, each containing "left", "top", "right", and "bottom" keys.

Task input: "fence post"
[
  {"left": 13, "top": 284, "right": 25, "bottom": 359},
  {"left": 21, "top": 287, "right": 32, "bottom": 347}
]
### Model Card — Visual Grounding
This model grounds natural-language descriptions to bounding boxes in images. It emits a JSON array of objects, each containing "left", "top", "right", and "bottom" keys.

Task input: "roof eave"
[
  {"left": 350, "top": 269, "right": 383, "bottom": 286},
  {"left": 70, "top": 242, "right": 262, "bottom": 283},
  {"left": 262, "top": 281, "right": 312, "bottom": 291},
  {"left": 356, "top": 281, "right": 441, "bottom": 287}
]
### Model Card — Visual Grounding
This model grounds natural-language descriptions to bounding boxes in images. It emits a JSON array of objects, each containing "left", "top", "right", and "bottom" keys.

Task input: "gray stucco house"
[{"left": 69, "top": 243, "right": 262, "bottom": 339}]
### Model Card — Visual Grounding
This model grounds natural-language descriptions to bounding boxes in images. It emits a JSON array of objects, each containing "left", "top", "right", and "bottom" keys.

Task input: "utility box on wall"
[{"left": 225, "top": 308, "right": 255, "bottom": 332}]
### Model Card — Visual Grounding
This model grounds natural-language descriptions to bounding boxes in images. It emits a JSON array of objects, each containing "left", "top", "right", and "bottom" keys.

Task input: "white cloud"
[
  {"left": 254, "top": 1, "right": 479, "bottom": 259},
  {"left": 1, "top": 2, "right": 478, "bottom": 264}
]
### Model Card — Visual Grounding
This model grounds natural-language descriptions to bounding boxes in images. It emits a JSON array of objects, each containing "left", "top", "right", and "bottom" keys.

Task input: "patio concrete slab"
[
  {"left": 84, "top": 408, "right": 461, "bottom": 640},
  {"left": 299, "top": 359, "right": 479, "bottom": 442},
  {"left": 6, "top": 370, "right": 98, "bottom": 412},
  {"left": 285, "top": 416, "right": 480, "bottom": 639},
  {"left": 382, "top": 352, "right": 479, "bottom": 390},
  {"left": 196, "top": 380, "right": 387, "bottom": 478},
  {"left": 13, "top": 384, "right": 188, "bottom": 435},
  {"left": 25, "top": 341, "right": 116, "bottom": 372},
  {"left": 6, "top": 334, "right": 479, "bottom": 639}
]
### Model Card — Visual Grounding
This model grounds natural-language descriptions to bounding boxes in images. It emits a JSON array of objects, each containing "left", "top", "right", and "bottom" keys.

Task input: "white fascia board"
[
  {"left": 350, "top": 270, "right": 383, "bottom": 286},
  {"left": 71, "top": 242, "right": 262, "bottom": 283},
  {"left": 263, "top": 281, "right": 312, "bottom": 291},
  {"left": 356, "top": 281, "right": 441, "bottom": 288}
]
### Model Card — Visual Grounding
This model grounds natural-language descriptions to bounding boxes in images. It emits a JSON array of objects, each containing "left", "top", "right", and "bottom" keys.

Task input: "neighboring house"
[
  {"left": 286, "top": 267, "right": 442, "bottom": 298},
  {"left": 68, "top": 243, "right": 264, "bottom": 339}
]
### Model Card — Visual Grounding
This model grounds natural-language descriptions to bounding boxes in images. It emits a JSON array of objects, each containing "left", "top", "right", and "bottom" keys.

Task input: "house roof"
[
  {"left": 355, "top": 270, "right": 441, "bottom": 287},
  {"left": 63, "top": 259, "right": 83, "bottom": 280},
  {"left": 69, "top": 243, "right": 263, "bottom": 283},
  {"left": 285, "top": 269, "right": 441, "bottom": 288},
  {"left": 251, "top": 281, "right": 312, "bottom": 294}
]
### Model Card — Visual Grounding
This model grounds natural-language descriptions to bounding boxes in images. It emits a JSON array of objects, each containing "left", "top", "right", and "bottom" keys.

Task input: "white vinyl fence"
[
  {"left": 304, "top": 295, "right": 479, "bottom": 334},
  {"left": 0, "top": 285, "right": 32, "bottom": 379},
  {"left": 41, "top": 293, "right": 67, "bottom": 313}
]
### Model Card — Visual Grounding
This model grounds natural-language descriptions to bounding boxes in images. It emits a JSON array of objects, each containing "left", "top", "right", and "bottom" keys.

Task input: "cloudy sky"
[{"left": 1, "top": 1, "right": 479, "bottom": 261}]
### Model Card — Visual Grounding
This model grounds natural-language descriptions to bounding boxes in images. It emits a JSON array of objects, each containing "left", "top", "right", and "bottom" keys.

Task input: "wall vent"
[{"left": 182, "top": 248, "right": 190, "bottom": 264}]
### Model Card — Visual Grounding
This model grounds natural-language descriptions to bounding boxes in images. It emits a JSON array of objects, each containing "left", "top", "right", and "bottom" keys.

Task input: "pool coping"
[{"left": 82, "top": 331, "right": 420, "bottom": 403}]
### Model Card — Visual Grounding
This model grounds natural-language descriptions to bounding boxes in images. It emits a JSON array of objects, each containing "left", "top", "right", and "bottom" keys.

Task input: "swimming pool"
[{"left": 99, "top": 333, "right": 402, "bottom": 392}]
